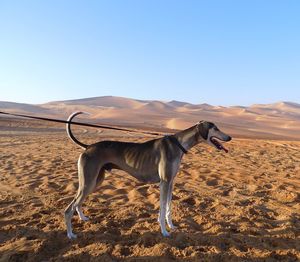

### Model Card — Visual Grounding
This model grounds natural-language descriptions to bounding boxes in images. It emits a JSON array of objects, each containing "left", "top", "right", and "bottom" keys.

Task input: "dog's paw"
[
  {"left": 169, "top": 225, "right": 177, "bottom": 230},
  {"left": 167, "top": 221, "right": 177, "bottom": 230},
  {"left": 67, "top": 232, "right": 77, "bottom": 239},
  {"left": 162, "top": 231, "right": 171, "bottom": 237},
  {"left": 79, "top": 216, "right": 89, "bottom": 222}
]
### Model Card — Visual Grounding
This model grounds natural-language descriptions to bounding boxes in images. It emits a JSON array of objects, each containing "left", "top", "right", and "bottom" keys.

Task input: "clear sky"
[{"left": 0, "top": 0, "right": 299, "bottom": 106}]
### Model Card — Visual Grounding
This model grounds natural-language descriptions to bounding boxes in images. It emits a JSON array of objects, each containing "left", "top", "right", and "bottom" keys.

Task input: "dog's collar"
[{"left": 167, "top": 135, "right": 188, "bottom": 154}]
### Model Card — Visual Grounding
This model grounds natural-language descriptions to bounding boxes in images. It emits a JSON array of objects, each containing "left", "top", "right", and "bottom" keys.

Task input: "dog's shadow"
[{"left": 1, "top": 211, "right": 299, "bottom": 262}]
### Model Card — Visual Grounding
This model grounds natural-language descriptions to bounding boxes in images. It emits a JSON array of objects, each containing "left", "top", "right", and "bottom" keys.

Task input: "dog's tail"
[{"left": 66, "top": 112, "right": 89, "bottom": 149}]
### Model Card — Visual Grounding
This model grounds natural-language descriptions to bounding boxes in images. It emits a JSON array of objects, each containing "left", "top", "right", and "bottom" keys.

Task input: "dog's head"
[{"left": 196, "top": 121, "right": 231, "bottom": 153}]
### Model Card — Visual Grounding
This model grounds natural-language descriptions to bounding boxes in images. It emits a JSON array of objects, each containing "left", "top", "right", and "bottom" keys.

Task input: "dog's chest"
[{"left": 137, "top": 172, "right": 160, "bottom": 183}]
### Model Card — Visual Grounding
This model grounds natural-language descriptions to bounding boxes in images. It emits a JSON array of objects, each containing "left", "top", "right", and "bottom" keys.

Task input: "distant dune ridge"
[{"left": 0, "top": 96, "right": 299, "bottom": 140}]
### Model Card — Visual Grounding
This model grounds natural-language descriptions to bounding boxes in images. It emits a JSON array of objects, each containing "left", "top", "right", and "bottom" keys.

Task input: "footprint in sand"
[
  {"left": 235, "top": 199, "right": 255, "bottom": 206},
  {"left": 182, "top": 196, "right": 197, "bottom": 206},
  {"left": 271, "top": 190, "right": 298, "bottom": 203},
  {"left": 221, "top": 187, "right": 237, "bottom": 197},
  {"left": 263, "top": 183, "right": 273, "bottom": 189},
  {"left": 206, "top": 179, "right": 219, "bottom": 186}
]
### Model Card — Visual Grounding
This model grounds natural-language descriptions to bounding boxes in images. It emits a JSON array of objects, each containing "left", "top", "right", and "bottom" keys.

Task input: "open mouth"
[{"left": 210, "top": 137, "right": 228, "bottom": 153}]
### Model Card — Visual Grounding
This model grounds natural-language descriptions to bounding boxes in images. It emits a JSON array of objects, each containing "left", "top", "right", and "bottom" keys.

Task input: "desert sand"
[{"left": 0, "top": 118, "right": 299, "bottom": 261}]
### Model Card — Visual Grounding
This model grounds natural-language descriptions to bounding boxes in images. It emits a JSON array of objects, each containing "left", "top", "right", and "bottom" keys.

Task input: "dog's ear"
[{"left": 197, "top": 121, "right": 209, "bottom": 140}]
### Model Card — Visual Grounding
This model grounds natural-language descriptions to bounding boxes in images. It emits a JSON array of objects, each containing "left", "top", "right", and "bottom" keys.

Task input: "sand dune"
[
  {"left": 0, "top": 119, "right": 299, "bottom": 261},
  {"left": 166, "top": 118, "right": 194, "bottom": 130},
  {"left": 1, "top": 96, "right": 299, "bottom": 140},
  {"left": 0, "top": 101, "right": 51, "bottom": 115},
  {"left": 49, "top": 96, "right": 147, "bottom": 109}
]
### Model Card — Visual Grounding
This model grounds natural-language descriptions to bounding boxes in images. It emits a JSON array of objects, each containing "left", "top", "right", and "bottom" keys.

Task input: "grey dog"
[{"left": 64, "top": 112, "right": 231, "bottom": 239}]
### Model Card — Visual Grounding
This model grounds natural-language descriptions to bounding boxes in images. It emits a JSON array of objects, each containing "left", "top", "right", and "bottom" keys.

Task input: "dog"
[{"left": 64, "top": 112, "right": 231, "bottom": 239}]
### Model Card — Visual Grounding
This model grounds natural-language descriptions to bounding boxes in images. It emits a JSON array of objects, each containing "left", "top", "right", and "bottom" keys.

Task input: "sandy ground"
[{"left": 0, "top": 123, "right": 299, "bottom": 261}]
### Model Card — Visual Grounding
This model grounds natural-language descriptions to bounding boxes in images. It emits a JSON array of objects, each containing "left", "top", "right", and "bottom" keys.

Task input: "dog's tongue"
[
  {"left": 212, "top": 137, "right": 229, "bottom": 153},
  {"left": 220, "top": 143, "right": 229, "bottom": 153}
]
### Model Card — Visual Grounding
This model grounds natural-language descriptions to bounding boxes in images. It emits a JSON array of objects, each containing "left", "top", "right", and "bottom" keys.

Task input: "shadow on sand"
[{"left": 1, "top": 212, "right": 299, "bottom": 262}]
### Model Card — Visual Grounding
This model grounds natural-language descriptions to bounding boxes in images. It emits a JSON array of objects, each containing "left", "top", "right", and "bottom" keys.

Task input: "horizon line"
[{"left": 0, "top": 95, "right": 299, "bottom": 108}]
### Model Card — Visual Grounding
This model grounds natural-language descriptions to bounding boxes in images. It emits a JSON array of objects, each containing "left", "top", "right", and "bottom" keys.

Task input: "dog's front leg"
[
  {"left": 159, "top": 180, "right": 170, "bottom": 237},
  {"left": 166, "top": 180, "right": 176, "bottom": 230}
]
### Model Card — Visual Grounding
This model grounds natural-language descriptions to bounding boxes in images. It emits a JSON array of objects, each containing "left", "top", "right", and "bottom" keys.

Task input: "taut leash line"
[
  {"left": 0, "top": 111, "right": 164, "bottom": 136},
  {"left": 0, "top": 110, "right": 190, "bottom": 153}
]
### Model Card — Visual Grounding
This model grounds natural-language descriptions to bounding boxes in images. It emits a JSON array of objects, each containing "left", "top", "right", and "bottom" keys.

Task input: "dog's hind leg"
[
  {"left": 76, "top": 206, "right": 89, "bottom": 221},
  {"left": 75, "top": 166, "right": 106, "bottom": 222},
  {"left": 64, "top": 198, "right": 77, "bottom": 239},
  {"left": 76, "top": 167, "right": 105, "bottom": 220},
  {"left": 94, "top": 167, "right": 106, "bottom": 191},
  {"left": 64, "top": 153, "right": 100, "bottom": 239}
]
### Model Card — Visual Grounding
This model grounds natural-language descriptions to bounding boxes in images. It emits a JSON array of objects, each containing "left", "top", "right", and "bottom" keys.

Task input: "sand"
[{"left": 0, "top": 121, "right": 299, "bottom": 261}]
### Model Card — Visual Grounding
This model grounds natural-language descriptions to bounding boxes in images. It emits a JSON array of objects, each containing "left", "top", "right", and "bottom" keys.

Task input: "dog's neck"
[{"left": 174, "top": 125, "right": 203, "bottom": 151}]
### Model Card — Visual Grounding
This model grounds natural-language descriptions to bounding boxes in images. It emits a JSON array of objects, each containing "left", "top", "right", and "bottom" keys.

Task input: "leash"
[
  {"left": 0, "top": 110, "right": 189, "bottom": 153},
  {"left": 0, "top": 110, "right": 164, "bottom": 136}
]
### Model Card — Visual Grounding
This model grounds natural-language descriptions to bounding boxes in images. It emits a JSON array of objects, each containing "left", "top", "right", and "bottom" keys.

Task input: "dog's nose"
[{"left": 227, "top": 136, "right": 232, "bottom": 141}]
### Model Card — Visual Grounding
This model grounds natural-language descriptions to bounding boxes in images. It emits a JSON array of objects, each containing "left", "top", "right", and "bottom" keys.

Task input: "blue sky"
[{"left": 0, "top": 0, "right": 299, "bottom": 106}]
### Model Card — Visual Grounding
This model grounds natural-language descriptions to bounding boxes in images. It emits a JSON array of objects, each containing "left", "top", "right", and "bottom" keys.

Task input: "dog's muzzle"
[{"left": 210, "top": 135, "right": 231, "bottom": 153}]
